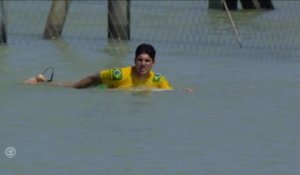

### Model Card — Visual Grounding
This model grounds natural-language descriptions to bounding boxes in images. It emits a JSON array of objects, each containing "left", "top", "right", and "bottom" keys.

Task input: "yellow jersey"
[{"left": 99, "top": 66, "right": 173, "bottom": 90}]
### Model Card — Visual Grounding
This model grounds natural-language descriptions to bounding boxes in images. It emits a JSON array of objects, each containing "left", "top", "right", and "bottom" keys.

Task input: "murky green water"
[{"left": 0, "top": 1, "right": 299, "bottom": 175}]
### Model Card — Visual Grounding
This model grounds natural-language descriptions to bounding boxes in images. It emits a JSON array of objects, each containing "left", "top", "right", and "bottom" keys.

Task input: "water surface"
[{"left": 0, "top": 1, "right": 299, "bottom": 175}]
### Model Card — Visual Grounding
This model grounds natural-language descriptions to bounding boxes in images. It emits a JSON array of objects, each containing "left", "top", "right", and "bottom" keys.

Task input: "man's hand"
[
  {"left": 184, "top": 88, "right": 194, "bottom": 93},
  {"left": 24, "top": 74, "right": 47, "bottom": 84},
  {"left": 71, "top": 74, "right": 101, "bottom": 89}
]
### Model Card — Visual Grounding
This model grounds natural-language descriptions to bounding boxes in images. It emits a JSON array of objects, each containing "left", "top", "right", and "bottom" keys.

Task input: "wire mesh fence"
[{"left": 3, "top": 0, "right": 300, "bottom": 57}]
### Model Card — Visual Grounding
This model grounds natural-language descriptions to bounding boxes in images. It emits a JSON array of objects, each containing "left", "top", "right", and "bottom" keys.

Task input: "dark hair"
[{"left": 135, "top": 43, "right": 156, "bottom": 62}]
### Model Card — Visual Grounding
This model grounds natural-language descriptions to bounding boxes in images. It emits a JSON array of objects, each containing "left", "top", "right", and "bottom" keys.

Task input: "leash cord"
[{"left": 41, "top": 66, "right": 55, "bottom": 82}]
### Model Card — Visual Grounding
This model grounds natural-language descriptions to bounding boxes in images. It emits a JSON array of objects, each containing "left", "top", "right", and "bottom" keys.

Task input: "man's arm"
[
  {"left": 71, "top": 73, "right": 102, "bottom": 89},
  {"left": 24, "top": 73, "right": 102, "bottom": 89}
]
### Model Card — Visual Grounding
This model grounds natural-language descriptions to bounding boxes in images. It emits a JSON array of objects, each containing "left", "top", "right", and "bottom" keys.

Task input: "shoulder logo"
[
  {"left": 112, "top": 69, "right": 122, "bottom": 80},
  {"left": 152, "top": 73, "right": 162, "bottom": 82}
]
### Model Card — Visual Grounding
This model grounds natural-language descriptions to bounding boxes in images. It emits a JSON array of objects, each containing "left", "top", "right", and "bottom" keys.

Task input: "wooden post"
[
  {"left": 209, "top": 0, "right": 238, "bottom": 10},
  {"left": 209, "top": 0, "right": 223, "bottom": 9},
  {"left": 240, "top": 0, "right": 256, "bottom": 9},
  {"left": 224, "top": 0, "right": 238, "bottom": 10},
  {"left": 43, "top": 0, "right": 70, "bottom": 39},
  {"left": 241, "top": 0, "right": 274, "bottom": 9},
  {"left": 108, "top": 0, "right": 130, "bottom": 40},
  {"left": 257, "top": 0, "right": 274, "bottom": 9},
  {"left": 0, "top": 0, "right": 7, "bottom": 44},
  {"left": 209, "top": 0, "right": 274, "bottom": 10}
]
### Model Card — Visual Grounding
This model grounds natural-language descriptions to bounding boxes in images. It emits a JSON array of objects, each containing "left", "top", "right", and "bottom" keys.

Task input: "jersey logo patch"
[
  {"left": 112, "top": 69, "right": 122, "bottom": 80},
  {"left": 152, "top": 73, "right": 162, "bottom": 82}
]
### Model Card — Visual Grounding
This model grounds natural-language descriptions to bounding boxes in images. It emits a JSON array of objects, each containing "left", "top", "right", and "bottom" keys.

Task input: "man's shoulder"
[
  {"left": 101, "top": 66, "right": 131, "bottom": 80},
  {"left": 151, "top": 71, "right": 168, "bottom": 83},
  {"left": 101, "top": 66, "right": 131, "bottom": 73}
]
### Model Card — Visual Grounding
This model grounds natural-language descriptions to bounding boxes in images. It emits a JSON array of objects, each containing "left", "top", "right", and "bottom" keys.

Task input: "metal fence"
[{"left": 3, "top": 1, "right": 300, "bottom": 55}]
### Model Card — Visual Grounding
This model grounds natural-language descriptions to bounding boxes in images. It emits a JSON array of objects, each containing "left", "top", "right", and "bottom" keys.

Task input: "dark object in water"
[{"left": 41, "top": 66, "right": 55, "bottom": 82}]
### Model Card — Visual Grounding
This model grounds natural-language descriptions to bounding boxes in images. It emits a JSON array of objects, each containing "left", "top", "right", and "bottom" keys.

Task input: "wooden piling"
[
  {"left": 0, "top": 0, "right": 7, "bottom": 44},
  {"left": 209, "top": 0, "right": 223, "bottom": 9},
  {"left": 209, "top": 0, "right": 238, "bottom": 10},
  {"left": 43, "top": 0, "right": 70, "bottom": 39},
  {"left": 224, "top": 0, "right": 238, "bottom": 10},
  {"left": 240, "top": 0, "right": 256, "bottom": 9},
  {"left": 257, "top": 0, "right": 274, "bottom": 9},
  {"left": 241, "top": 0, "right": 274, "bottom": 9},
  {"left": 108, "top": 0, "right": 130, "bottom": 40},
  {"left": 209, "top": 0, "right": 274, "bottom": 10}
]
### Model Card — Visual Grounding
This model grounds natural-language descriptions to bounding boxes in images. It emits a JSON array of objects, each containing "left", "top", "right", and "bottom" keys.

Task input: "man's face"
[{"left": 134, "top": 53, "right": 154, "bottom": 76}]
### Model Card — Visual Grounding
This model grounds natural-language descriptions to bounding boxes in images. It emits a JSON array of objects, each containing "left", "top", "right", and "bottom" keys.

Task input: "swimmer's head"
[{"left": 135, "top": 43, "right": 156, "bottom": 62}]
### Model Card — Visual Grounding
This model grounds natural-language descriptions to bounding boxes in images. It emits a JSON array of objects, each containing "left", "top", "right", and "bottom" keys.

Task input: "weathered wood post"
[
  {"left": 240, "top": 0, "right": 256, "bottom": 9},
  {"left": 240, "top": 0, "right": 274, "bottom": 9},
  {"left": 43, "top": 0, "right": 70, "bottom": 39},
  {"left": 108, "top": 0, "right": 130, "bottom": 40},
  {"left": 257, "top": 0, "right": 274, "bottom": 9},
  {"left": 209, "top": 0, "right": 238, "bottom": 10},
  {"left": 209, "top": 0, "right": 223, "bottom": 9},
  {"left": 209, "top": 0, "right": 274, "bottom": 10},
  {"left": 224, "top": 0, "right": 238, "bottom": 10},
  {"left": 0, "top": 0, "right": 7, "bottom": 44}
]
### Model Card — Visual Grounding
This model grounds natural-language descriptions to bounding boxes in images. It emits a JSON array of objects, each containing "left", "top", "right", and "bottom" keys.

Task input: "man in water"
[{"left": 25, "top": 43, "right": 174, "bottom": 91}]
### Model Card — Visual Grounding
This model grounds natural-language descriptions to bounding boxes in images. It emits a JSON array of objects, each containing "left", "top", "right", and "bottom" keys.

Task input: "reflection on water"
[{"left": 0, "top": 1, "right": 299, "bottom": 175}]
